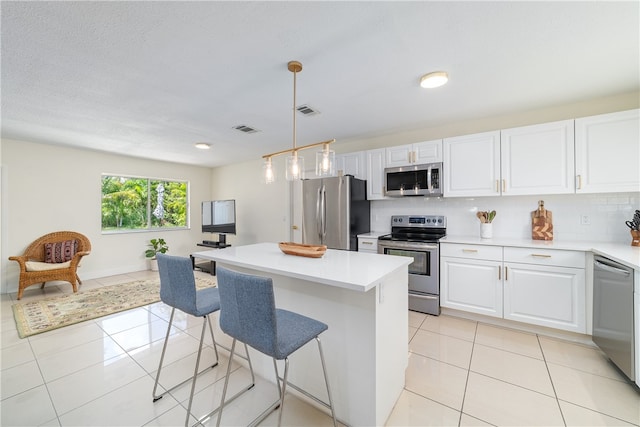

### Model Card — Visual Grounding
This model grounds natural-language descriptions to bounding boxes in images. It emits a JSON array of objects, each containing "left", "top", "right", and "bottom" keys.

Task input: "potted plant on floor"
[{"left": 145, "top": 238, "right": 168, "bottom": 271}]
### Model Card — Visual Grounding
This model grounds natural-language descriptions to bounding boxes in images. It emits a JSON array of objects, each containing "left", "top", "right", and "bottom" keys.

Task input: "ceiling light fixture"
[
  {"left": 419, "top": 71, "right": 449, "bottom": 89},
  {"left": 195, "top": 143, "right": 211, "bottom": 150},
  {"left": 262, "top": 60, "right": 335, "bottom": 183}
]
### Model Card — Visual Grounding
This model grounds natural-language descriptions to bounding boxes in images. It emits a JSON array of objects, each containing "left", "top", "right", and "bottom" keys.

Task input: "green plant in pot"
[{"left": 145, "top": 238, "right": 168, "bottom": 270}]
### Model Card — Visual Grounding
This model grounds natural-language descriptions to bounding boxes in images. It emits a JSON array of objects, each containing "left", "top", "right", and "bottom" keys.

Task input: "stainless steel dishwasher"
[{"left": 593, "top": 255, "right": 635, "bottom": 381}]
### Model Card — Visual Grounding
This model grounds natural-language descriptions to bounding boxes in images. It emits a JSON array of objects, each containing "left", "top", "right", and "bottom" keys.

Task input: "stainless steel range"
[{"left": 378, "top": 215, "right": 446, "bottom": 316}]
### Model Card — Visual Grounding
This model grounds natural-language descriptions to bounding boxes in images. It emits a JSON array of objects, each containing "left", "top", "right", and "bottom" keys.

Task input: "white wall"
[
  {"left": 1, "top": 139, "right": 213, "bottom": 294},
  {"left": 333, "top": 91, "right": 640, "bottom": 154},
  {"left": 209, "top": 156, "right": 292, "bottom": 246}
]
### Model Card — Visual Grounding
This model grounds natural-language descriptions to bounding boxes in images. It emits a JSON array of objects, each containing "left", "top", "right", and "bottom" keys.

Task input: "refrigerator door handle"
[
  {"left": 315, "top": 186, "right": 322, "bottom": 241},
  {"left": 320, "top": 184, "right": 327, "bottom": 241}
]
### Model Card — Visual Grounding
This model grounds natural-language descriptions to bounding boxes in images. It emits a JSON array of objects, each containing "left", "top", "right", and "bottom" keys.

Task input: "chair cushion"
[
  {"left": 274, "top": 309, "right": 328, "bottom": 360},
  {"left": 44, "top": 240, "right": 78, "bottom": 263},
  {"left": 194, "top": 287, "right": 221, "bottom": 317},
  {"left": 26, "top": 260, "right": 72, "bottom": 271}
]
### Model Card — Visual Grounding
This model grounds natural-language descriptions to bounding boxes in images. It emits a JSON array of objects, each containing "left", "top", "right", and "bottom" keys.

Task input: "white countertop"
[
  {"left": 192, "top": 242, "right": 411, "bottom": 292},
  {"left": 441, "top": 235, "right": 640, "bottom": 269}
]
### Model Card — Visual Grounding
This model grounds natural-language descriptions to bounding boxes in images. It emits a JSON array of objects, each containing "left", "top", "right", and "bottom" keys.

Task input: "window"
[{"left": 101, "top": 175, "right": 188, "bottom": 232}]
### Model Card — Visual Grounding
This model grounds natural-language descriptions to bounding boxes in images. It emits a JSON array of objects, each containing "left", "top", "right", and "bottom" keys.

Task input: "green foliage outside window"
[{"left": 101, "top": 175, "right": 188, "bottom": 232}]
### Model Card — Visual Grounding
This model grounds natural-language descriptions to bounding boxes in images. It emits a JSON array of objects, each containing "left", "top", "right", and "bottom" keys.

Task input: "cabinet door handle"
[
  {"left": 495, "top": 180, "right": 499, "bottom": 193},
  {"left": 576, "top": 174, "right": 582, "bottom": 190},
  {"left": 505, "top": 266, "right": 508, "bottom": 281},
  {"left": 292, "top": 225, "right": 299, "bottom": 230},
  {"left": 462, "top": 249, "right": 478, "bottom": 253},
  {"left": 362, "top": 241, "right": 374, "bottom": 245},
  {"left": 498, "top": 266, "right": 501, "bottom": 280},
  {"left": 531, "top": 254, "right": 551, "bottom": 258},
  {"left": 502, "top": 179, "right": 506, "bottom": 192}
]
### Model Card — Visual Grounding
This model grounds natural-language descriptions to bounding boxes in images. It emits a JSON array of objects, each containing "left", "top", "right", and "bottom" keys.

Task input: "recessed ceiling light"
[
  {"left": 420, "top": 71, "right": 449, "bottom": 89},
  {"left": 195, "top": 143, "right": 211, "bottom": 150}
]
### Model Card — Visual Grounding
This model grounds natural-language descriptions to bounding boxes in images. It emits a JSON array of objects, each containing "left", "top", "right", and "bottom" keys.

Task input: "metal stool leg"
[
  {"left": 153, "top": 312, "right": 220, "bottom": 404},
  {"left": 152, "top": 308, "right": 175, "bottom": 401},
  {"left": 277, "top": 358, "right": 290, "bottom": 427},
  {"left": 184, "top": 315, "right": 210, "bottom": 426},
  {"left": 215, "top": 338, "right": 237, "bottom": 427},
  {"left": 317, "top": 337, "right": 337, "bottom": 427}
]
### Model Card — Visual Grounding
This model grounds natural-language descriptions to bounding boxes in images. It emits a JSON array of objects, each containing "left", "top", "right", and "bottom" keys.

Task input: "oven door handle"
[
  {"left": 410, "top": 293, "right": 439, "bottom": 301},
  {"left": 378, "top": 242, "right": 439, "bottom": 251}
]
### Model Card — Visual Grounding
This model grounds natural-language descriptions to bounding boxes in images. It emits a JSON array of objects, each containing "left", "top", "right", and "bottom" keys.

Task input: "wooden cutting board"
[{"left": 532, "top": 200, "right": 553, "bottom": 241}]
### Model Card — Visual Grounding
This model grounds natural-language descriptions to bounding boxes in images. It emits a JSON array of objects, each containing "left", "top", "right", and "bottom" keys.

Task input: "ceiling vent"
[
  {"left": 296, "top": 104, "right": 320, "bottom": 116},
  {"left": 233, "top": 124, "right": 260, "bottom": 134}
]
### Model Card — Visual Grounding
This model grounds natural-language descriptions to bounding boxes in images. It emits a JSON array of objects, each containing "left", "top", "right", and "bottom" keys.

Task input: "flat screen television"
[{"left": 202, "top": 200, "right": 236, "bottom": 235}]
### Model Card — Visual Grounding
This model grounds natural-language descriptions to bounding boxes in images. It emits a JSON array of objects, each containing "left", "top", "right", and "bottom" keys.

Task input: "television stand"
[{"left": 191, "top": 242, "right": 232, "bottom": 275}]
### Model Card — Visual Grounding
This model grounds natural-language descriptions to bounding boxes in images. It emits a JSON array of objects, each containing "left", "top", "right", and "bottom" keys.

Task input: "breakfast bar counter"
[{"left": 192, "top": 242, "right": 411, "bottom": 426}]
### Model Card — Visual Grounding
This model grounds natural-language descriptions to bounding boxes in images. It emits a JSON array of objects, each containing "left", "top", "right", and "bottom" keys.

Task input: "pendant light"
[{"left": 262, "top": 60, "right": 335, "bottom": 183}]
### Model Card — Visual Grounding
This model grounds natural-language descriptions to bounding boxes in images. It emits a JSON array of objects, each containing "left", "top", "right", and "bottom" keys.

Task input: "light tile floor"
[{"left": 1, "top": 271, "right": 639, "bottom": 426}]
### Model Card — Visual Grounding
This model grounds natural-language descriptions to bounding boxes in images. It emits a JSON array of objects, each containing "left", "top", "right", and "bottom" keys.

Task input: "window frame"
[{"left": 100, "top": 173, "right": 190, "bottom": 234}]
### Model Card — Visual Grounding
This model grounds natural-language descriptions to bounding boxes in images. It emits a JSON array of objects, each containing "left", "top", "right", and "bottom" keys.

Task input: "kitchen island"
[{"left": 191, "top": 242, "right": 411, "bottom": 426}]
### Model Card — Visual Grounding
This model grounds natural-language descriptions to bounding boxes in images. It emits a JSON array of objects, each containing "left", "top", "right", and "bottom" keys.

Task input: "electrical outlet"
[{"left": 580, "top": 215, "right": 591, "bottom": 225}]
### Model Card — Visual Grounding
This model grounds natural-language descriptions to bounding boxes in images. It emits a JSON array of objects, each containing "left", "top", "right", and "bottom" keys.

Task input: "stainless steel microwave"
[{"left": 384, "top": 162, "right": 443, "bottom": 197}]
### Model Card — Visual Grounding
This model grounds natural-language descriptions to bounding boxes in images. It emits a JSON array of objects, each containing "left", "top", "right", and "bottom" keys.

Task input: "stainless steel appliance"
[
  {"left": 302, "top": 175, "right": 370, "bottom": 251},
  {"left": 593, "top": 255, "right": 635, "bottom": 381},
  {"left": 384, "top": 162, "right": 443, "bottom": 197},
  {"left": 378, "top": 215, "right": 446, "bottom": 315}
]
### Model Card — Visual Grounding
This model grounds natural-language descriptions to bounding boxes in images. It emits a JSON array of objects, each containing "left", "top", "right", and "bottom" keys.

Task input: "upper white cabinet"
[
  {"left": 575, "top": 109, "right": 640, "bottom": 193},
  {"left": 444, "top": 120, "right": 575, "bottom": 198},
  {"left": 336, "top": 151, "right": 367, "bottom": 180},
  {"left": 386, "top": 140, "right": 442, "bottom": 168},
  {"left": 366, "top": 148, "right": 388, "bottom": 200},
  {"left": 443, "top": 131, "right": 501, "bottom": 197},
  {"left": 501, "top": 120, "right": 575, "bottom": 195}
]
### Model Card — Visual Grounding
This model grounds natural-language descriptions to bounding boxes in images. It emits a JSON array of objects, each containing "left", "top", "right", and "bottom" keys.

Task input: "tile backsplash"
[{"left": 370, "top": 192, "right": 640, "bottom": 244}]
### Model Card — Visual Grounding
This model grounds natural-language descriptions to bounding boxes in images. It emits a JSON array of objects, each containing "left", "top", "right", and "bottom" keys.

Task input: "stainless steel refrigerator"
[{"left": 302, "top": 175, "right": 370, "bottom": 250}]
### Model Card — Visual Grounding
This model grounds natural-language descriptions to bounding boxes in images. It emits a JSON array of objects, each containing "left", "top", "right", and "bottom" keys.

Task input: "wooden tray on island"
[{"left": 278, "top": 242, "right": 327, "bottom": 258}]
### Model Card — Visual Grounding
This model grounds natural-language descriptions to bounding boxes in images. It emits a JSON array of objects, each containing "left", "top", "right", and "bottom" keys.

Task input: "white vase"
[
  {"left": 480, "top": 223, "right": 493, "bottom": 239},
  {"left": 148, "top": 258, "right": 158, "bottom": 271}
]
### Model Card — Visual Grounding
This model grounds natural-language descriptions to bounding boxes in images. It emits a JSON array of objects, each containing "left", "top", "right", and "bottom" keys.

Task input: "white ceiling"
[{"left": 1, "top": 1, "right": 638, "bottom": 168}]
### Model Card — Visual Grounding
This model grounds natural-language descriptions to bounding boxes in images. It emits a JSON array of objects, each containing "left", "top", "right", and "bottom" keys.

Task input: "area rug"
[{"left": 12, "top": 276, "right": 216, "bottom": 338}]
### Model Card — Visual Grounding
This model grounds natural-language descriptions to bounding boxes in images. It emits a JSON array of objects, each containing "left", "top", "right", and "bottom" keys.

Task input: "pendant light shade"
[
  {"left": 286, "top": 152, "right": 305, "bottom": 181},
  {"left": 315, "top": 143, "right": 335, "bottom": 177},
  {"left": 263, "top": 157, "right": 276, "bottom": 184}
]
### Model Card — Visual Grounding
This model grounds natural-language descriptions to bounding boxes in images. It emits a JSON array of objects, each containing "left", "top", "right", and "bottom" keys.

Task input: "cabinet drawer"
[
  {"left": 440, "top": 243, "right": 502, "bottom": 261},
  {"left": 358, "top": 237, "right": 378, "bottom": 252},
  {"left": 503, "top": 247, "right": 585, "bottom": 268}
]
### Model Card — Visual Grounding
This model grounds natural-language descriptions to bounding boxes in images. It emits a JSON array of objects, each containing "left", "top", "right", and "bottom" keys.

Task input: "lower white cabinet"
[
  {"left": 440, "top": 243, "right": 587, "bottom": 333},
  {"left": 358, "top": 236, "right": 378, "bottom": 254},
  {"left": 503, "top": 262, "right": 585, "bottom": 333},
  {"left": 441, "top": 257, "right": 503, "bottom": 317}
]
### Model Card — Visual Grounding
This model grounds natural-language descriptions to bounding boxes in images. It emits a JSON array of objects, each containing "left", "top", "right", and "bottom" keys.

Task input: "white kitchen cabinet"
[
  {"left": 501, "top": 120, "right": 575, "bottom": 195},
  {"left": 503, "top": 247, "right": 586, "bottom": 333},
  {"left": 366, "top": 148, "right": 388, "bottom": 200},
  {"left": 575, "top": 109, "right": 640, "bottom": 193},
  {"left": 441, "top": 243, "right": 587, "bottom": 333},
  {"left": 358, "top": 236, "right": 378, "bottom": 253},
  {"left": 443, "top": 131, "right": 501, "bottom": 197},
  {"left": 336, "top": 151, "right": 367, "bottom": 180},
  {"left": 385, "top": 140, "right": 442, "bottom": 168},
  {"left": 440, "top": 243, "right": 503, "bottom": 318}
]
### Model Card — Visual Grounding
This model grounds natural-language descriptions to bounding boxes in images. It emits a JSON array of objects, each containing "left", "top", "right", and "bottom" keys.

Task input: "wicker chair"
[{"left": 8, "top": 231, "right": 91, "bottom": 299}]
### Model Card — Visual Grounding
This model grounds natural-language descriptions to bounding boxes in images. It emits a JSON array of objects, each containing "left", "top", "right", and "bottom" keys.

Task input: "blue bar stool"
[
  {"left": 152, "top": 254, "right": 255, "bottom": 427},
  {"left": 215, "top": 266, "right": 337, "bottom": 427}
]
